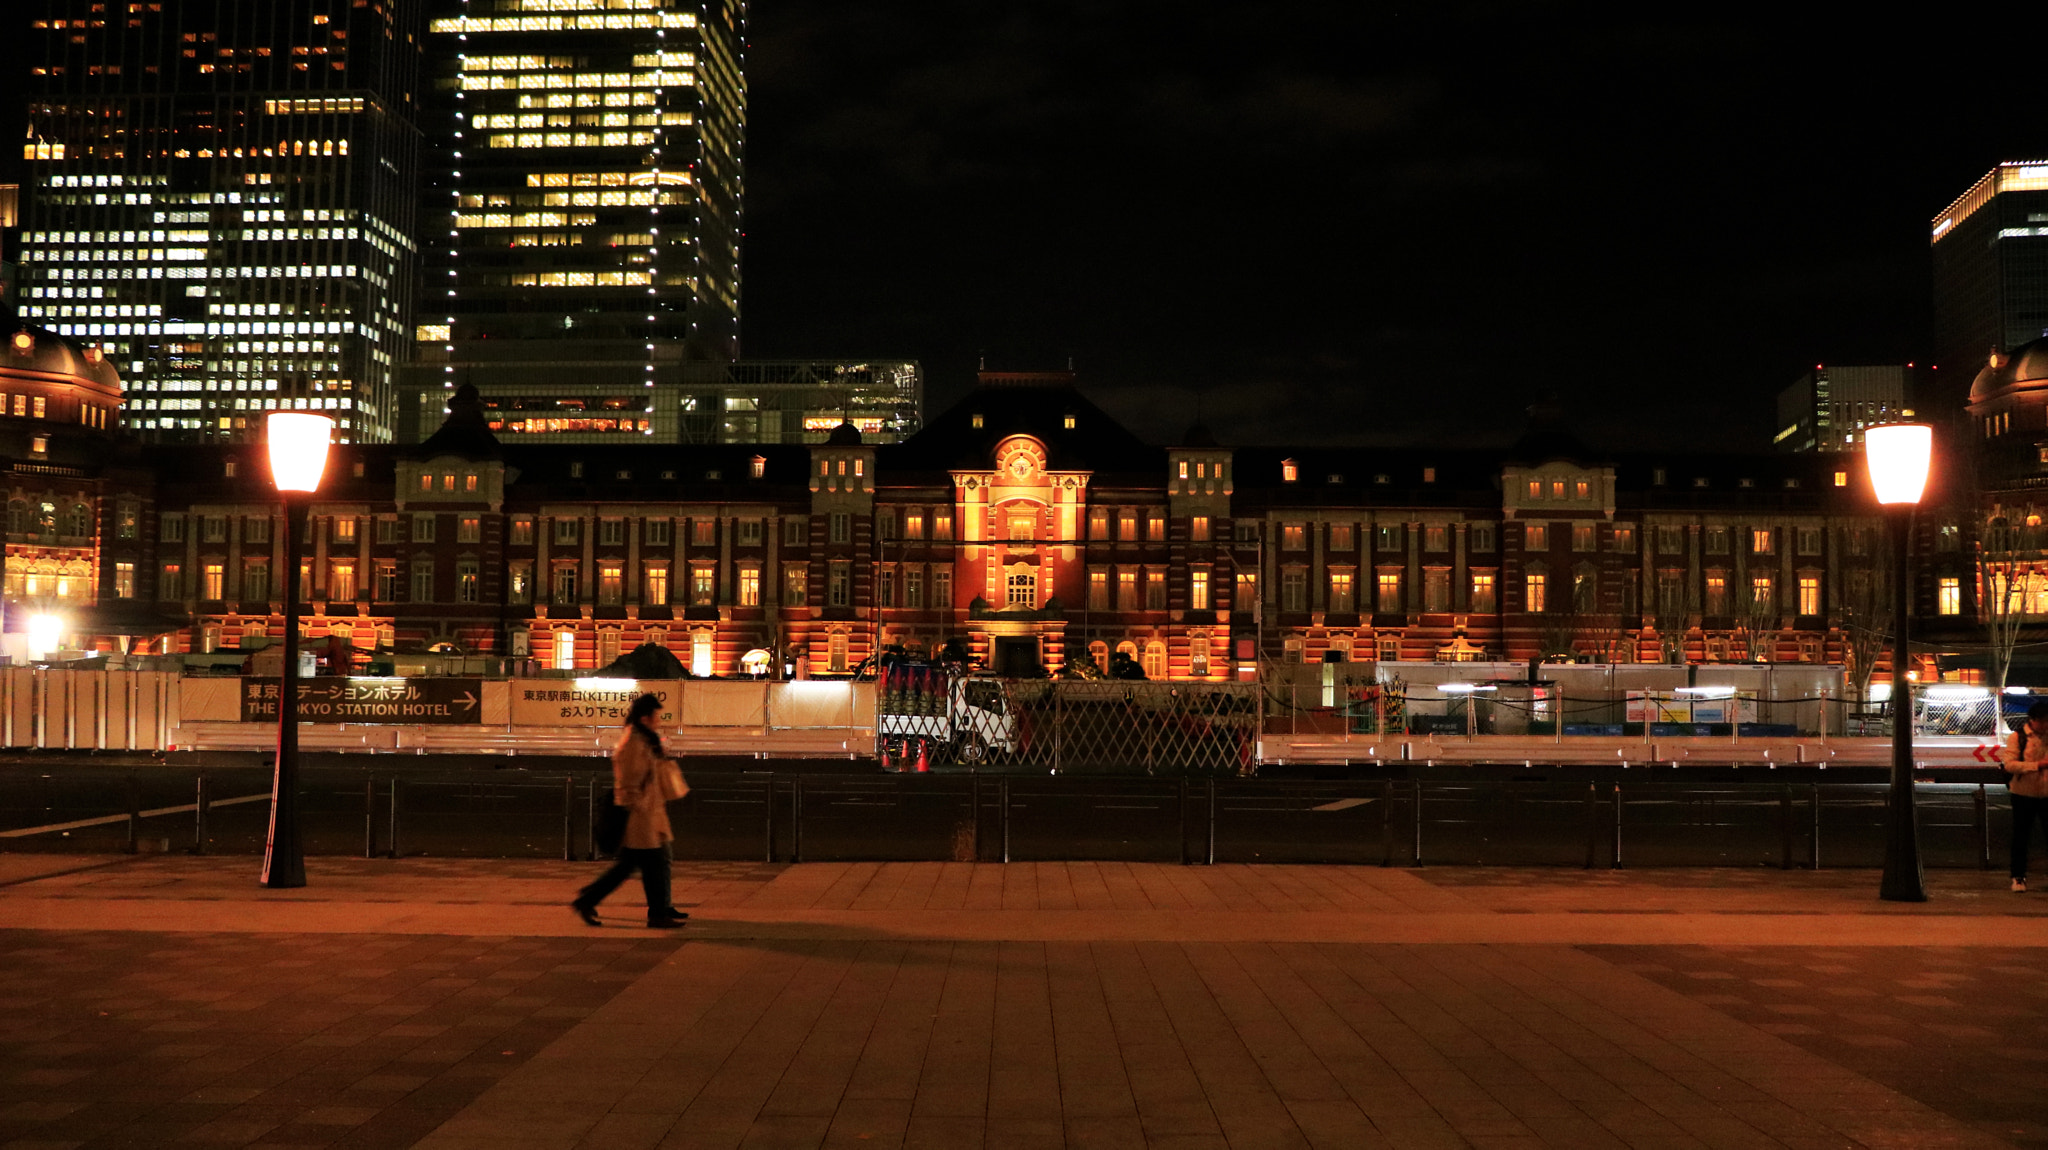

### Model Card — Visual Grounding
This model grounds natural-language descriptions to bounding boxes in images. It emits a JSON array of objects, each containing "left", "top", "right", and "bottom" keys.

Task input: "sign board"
[
  {"left": 240, "top": 677, "right": 483, "bottom": 724},
  {"left": 1688, "top": 693, "right": 1758, "bottom": 725},
  {"left": 1624, "top": 691, "right": 1691, "bottom": 723},
  {"left": 509, "top": 679, "right": 680, "bottom": 727}
]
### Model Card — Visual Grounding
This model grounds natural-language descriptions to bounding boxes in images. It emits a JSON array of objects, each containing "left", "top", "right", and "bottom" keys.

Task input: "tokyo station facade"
[{"left": 5, "top": 336, "right": 1921, "bottom": 685}]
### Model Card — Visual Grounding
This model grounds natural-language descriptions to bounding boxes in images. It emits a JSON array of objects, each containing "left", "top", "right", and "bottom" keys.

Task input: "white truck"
[{"left": 878, "top": 674, "right": 1019, "bottom": 764}]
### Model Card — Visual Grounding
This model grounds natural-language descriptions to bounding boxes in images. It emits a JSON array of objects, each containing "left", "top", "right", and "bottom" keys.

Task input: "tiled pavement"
[{"left": 0, "top": 857, "right": 2043, "bottom": 1149}]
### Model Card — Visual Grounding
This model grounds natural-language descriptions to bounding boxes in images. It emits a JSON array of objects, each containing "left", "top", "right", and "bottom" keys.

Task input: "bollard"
[
  {"left": 194, "top": 774, "right": 210, "bottom": 856},
  {"left": 562, "top": 775, "right": 574, "bottom": 861},
  {"left": 388, "top": 777, "right": 401, "bottom": 859},
  {"left": 363, "top": 777, "right": 376, "bottom": 859},
  {"left": 1206, "top": 778, "right": 1217, "bottom": 866},
  {"left": 791, "top": 776, "right": 803, "bottom": 863},
  {"left": 124, "top": 773, "right": 141, "bottom": 854}
]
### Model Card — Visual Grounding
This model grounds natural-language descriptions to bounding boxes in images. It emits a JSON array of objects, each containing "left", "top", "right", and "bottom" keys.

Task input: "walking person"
[
  {"left": 573, "top": 694, "right": 690, "bottom": 927},
  {"left": 2001, "top": 699, "right": 2048, "bottom": 892}
]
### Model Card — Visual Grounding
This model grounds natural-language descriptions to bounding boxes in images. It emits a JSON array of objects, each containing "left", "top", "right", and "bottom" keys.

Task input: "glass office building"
[
  {"left": 1932, "top": 161, "right": 2048, "bottom": 386},
  {"left": 15, "top": 0, "right": 424, "bottom": 443}
]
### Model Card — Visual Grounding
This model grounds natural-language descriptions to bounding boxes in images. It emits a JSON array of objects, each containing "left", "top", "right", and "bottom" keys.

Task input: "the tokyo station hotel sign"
[{"left": 242, "top": 678, "right": 483, "bottom": 724}]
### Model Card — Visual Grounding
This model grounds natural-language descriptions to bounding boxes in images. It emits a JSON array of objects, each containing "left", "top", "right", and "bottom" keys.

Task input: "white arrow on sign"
[{"left": 454, "top": 691, "right": 478, "bottom": 712}]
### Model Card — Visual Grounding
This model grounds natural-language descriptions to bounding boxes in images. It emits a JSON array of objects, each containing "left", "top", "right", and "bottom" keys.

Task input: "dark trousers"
[
  {"left": 2015, "top": 794, "right": 2048, "bottom": 880},
  {"left": 578, "top": 844, "right": 672, "bottom": 920}
]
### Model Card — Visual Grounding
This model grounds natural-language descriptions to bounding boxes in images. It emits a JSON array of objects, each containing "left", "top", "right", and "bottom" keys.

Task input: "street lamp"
[
  {"left": 260, "top": 411, "right": 333, "bottom": 889},
  {"left": 1866, "top": 421, "right": 1932, "bottom": 903}
]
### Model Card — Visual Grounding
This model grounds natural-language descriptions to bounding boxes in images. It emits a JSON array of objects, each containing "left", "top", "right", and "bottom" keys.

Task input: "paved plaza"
[{"left": 1, "top": 856, "right": 2046, "bottom": 1149}]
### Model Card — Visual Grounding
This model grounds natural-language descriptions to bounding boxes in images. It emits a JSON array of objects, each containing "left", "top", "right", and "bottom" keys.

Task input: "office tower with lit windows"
[
  {"left": 1931, "top": 161, "right": 2048, "bottom": 385},
  {"left": 15, "top": 1, "right": 424, "bottom": 444},
  {"left": 1772, "top": 364, "right": 1912, "bottom": 453},
  {"left": 403, "top": 0, "right": 745, "bottom": 439}
]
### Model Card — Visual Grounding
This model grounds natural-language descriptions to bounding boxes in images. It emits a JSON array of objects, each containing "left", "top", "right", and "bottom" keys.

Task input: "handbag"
[
  {"left": 656, "top": 758, "right": 690, "bottom": 802},
  {"left": 595, "top": 788, "right": 630, "bottom": 856}
]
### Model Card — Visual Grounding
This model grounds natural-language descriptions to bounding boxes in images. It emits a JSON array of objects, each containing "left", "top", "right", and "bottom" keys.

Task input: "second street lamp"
[
  {"left": 260, "top": 411, "right": 334, "bottom": 890},
  {"left": 1865, "top": 421, "right": 1933, "bottom": 904}
]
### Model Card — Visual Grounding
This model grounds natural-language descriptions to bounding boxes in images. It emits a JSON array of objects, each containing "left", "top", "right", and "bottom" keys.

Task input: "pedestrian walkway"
[{"left": 0, "top": 856, "right": 2042, "bottom": 1148}]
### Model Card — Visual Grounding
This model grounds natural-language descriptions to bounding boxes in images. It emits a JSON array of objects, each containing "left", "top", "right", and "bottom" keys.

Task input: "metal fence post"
[
  {"left": 1809, "top": 782, "right": 1821, "bottom": 869},
  {"left": 765, "top": 777, "right": 776, "bottom": 863},
  {"left": 1780, "top": 785, "right": 1793, "bottom": 870},
  {"left": 124, "top": 773, "right": 140, "bottom": 854},
  {"left": 1381, "top": 778, "right": 1392, "bottom": 867},
  {"left": 1584, "top": 781, "right": 1597, "bottom": 869},
  {"left": 1178, "top": 777, "right": 1189, "bottom": 865},
  {"left": 388, "top": 777, "right": 401, "bottom": 859},
  {"left": 1000, "top": 777, "right": 1011, "bottom": 864},
  {"left": 971, "top": 771, "right": 981, "bottom": 862},
  {"left": 1611, "top": 782, "right": 1623, "bottom": 869},
  {"left": 791, "top": 775, "right": 803, "bottom": 863},
  {"left": 363, "top": 776, "right": 375, "bottom": 859},
  {"left": 1978, "top": 782, "right": 1991, "bottom": 870},
  {"left": 194, "top": 774, "right": 210, "bottom": 856},
  {"left": 561, "top": 775, "right": 574, "bottom": 861},
  {"left": 1206, "top": 778, "right": 1217, "bottom": 865},
  {"left": 1411, "top": 779, "right": 1422, "bottom": 865},
  {"left": 587, "top": 779, "right": 599, "bottom": 862}
]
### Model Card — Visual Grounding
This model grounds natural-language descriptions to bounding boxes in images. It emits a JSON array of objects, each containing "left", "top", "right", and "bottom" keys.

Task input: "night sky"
[
  {"left": 5, "top": 8, "right": 2043, "bottom": 453},
  {"left": 739, "top": 5, "right": 2048, "bottom": 451}
]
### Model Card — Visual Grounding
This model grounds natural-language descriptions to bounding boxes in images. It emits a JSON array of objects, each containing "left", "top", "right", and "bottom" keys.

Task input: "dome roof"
[
  {"left": 1969, "top": 337, "right": 2048, "bottom": 405},
  {"left": 825, "top": 420, "right": 864, "bottom": 446},
  {"left": 0, "top": 321, "right": 122, "bottom": 392}
]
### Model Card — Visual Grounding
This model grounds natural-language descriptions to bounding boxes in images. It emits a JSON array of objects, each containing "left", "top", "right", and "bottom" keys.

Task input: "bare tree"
[
  {"left": 1835, "top": 523, "right": 1891, "bottom": 705},
  {"left": 1740, "top": 568, "right": 1779, "bottom": 662},
  {"left": 1981, "top": 508, "right": 2042, "bottom": 697},
  {"left": 1651, "top": 567, "right": 1690, "bottom": 663}
]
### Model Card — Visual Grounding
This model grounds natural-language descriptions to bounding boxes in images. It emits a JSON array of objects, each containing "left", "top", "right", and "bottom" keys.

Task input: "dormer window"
[
  {"left": 569, "top": 461, "right": 584, "bottom": 479},
  {"left": 1574, "top": 480, "right": 1589, "bottom": 498},
  {"left": 1178, "top": 461, "right": 1189, "bottom": 479},
  {"left": 1528, "top": 480, "right": 1542, "bottom": 499},
  {"left": 1422, "top": 467, "right": 1436, "bottom": 483},
  {"left": 971, "top": 413, "right": 984, "bottom": 429},
  {"left": 750, "top": 455, "right": 765, "bottom": 478},
  {"left": 1063, "top": 414, "right": 1075, "bottom": 429},
  {"left": 224, "top": 460, "right": 237, "bottom": 478},
  {"left": 1281, "top": 459, "right": 1298, "bottom": 482}
]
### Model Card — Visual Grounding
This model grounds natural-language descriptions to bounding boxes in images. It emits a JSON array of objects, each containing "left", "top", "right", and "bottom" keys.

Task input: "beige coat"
[
  {"left": 2002, "top": 726, "right": 2048, "bottom": 798},
  {"left": 613, "top": 727, "right": 674, "bottom": 849}
]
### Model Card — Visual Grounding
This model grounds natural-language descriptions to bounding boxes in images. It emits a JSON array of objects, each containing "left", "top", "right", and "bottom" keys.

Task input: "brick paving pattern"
[{"left": 0, "top": 855, "right": 2040, "bottom": 1148}]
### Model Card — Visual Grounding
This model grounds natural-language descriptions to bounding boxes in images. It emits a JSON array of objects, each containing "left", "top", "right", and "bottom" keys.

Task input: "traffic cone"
[
  {"left": 880, "top": 741, "right": 893, "bottom": 771},
  {"left": 915, "top": 739, "right": 930, "bottom": 772}
]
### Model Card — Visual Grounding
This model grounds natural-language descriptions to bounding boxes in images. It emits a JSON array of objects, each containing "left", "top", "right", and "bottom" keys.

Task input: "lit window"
[
  {"left": 1525, "top": 573, "right": 1547, "bottom": 613},
  {"left": 1470, "top": 572, "right": 1496, "bottom": 613},
  {"left": 1799, "top": 575, "right": 1821, "bottom": 616},
  {"left": 1328, "top": 571, "right": 1353, "bottom": 612},
  {"left": 1191, "top": 570, "right": 1210, "bottom": 610},
  {"left": 1938, "top": 577, "right": 1961, "bottom": 616},
  {"left": 1282, "top": 459, "right": 1298, "bottom": 483}
]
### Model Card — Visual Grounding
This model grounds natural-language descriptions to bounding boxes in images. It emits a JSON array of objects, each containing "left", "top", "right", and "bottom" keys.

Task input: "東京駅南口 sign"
[
  {"left": 509, "top": 680, "right": 678, "bottom": 726},
  {"left": 241, "top": 677, "right": 483, "bottom": 724}
]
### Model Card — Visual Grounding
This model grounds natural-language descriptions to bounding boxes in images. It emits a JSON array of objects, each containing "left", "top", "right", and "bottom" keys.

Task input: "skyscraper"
[
  {"left": 404, "top": 0, "right": 744, "bottom": 437},
  {"left": 1931, "top": 160, "right": 2048, "bottom": 384},
  {"left": 1772, "top": 364, "right": 1912, "bottom": 453},
  {"left": 16, "top": 0, "right": 424, "bottom": 444}
]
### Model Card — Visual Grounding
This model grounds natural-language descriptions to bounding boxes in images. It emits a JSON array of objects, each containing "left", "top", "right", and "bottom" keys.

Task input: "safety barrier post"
[
  {"left": 971, "top": 771, "right": 981, "bottom": 862},
  {"left": 587, "top": 779, "right": 599, "bottom": 862},
  {"left": 765, "top": 778, "right": 776, "bottom": 863},
  {"left": 363, "top": 777, "right": 376, "bottom": 858},
  {"left": 388, "top": 778, "right": 401, "bottom": 859},
  {"left": 194, "top": 774, "right": 210, "bottom": 855},
  {"left": 1000, "top": 777, "right": 1011, "bottom": 864}
]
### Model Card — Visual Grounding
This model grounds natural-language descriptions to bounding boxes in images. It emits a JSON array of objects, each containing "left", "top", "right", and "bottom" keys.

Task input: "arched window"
[
  {"left": 34, "top": 501, "right": 55, "bottom": 536},
  {"left": 1143, "top": 641, "right": 1167, "bottom": 680},
  {"left": 68, "top": 504, "right": 92, "bottom": 537},
  {"left": 6, "top": 501, "right": 25, "bottom": 534},
  {"left": 1088, "top": 640, "right": 1109, "bottom": 673},
  {"left": 1190, "top": 635, "right": 1211, "bottom": 678}
]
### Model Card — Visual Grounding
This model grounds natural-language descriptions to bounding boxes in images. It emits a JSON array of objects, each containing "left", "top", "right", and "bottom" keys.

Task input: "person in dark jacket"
[{"left": 2000, "top": 699, "right": 2048, "bottom": 892}]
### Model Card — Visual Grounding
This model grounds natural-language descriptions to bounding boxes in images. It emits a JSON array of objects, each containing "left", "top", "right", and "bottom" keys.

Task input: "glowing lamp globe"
[
  {"left": 1864, "top": 423, "right": 1932, "bottom": 506},
  {"left": 267, "top": 412, "right": 334, "bottom": 493}
]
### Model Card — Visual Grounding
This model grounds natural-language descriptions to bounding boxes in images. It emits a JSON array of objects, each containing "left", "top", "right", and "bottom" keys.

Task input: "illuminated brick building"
[{"left": 15, "top": 0, "right": 424, "bottom": 444}]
